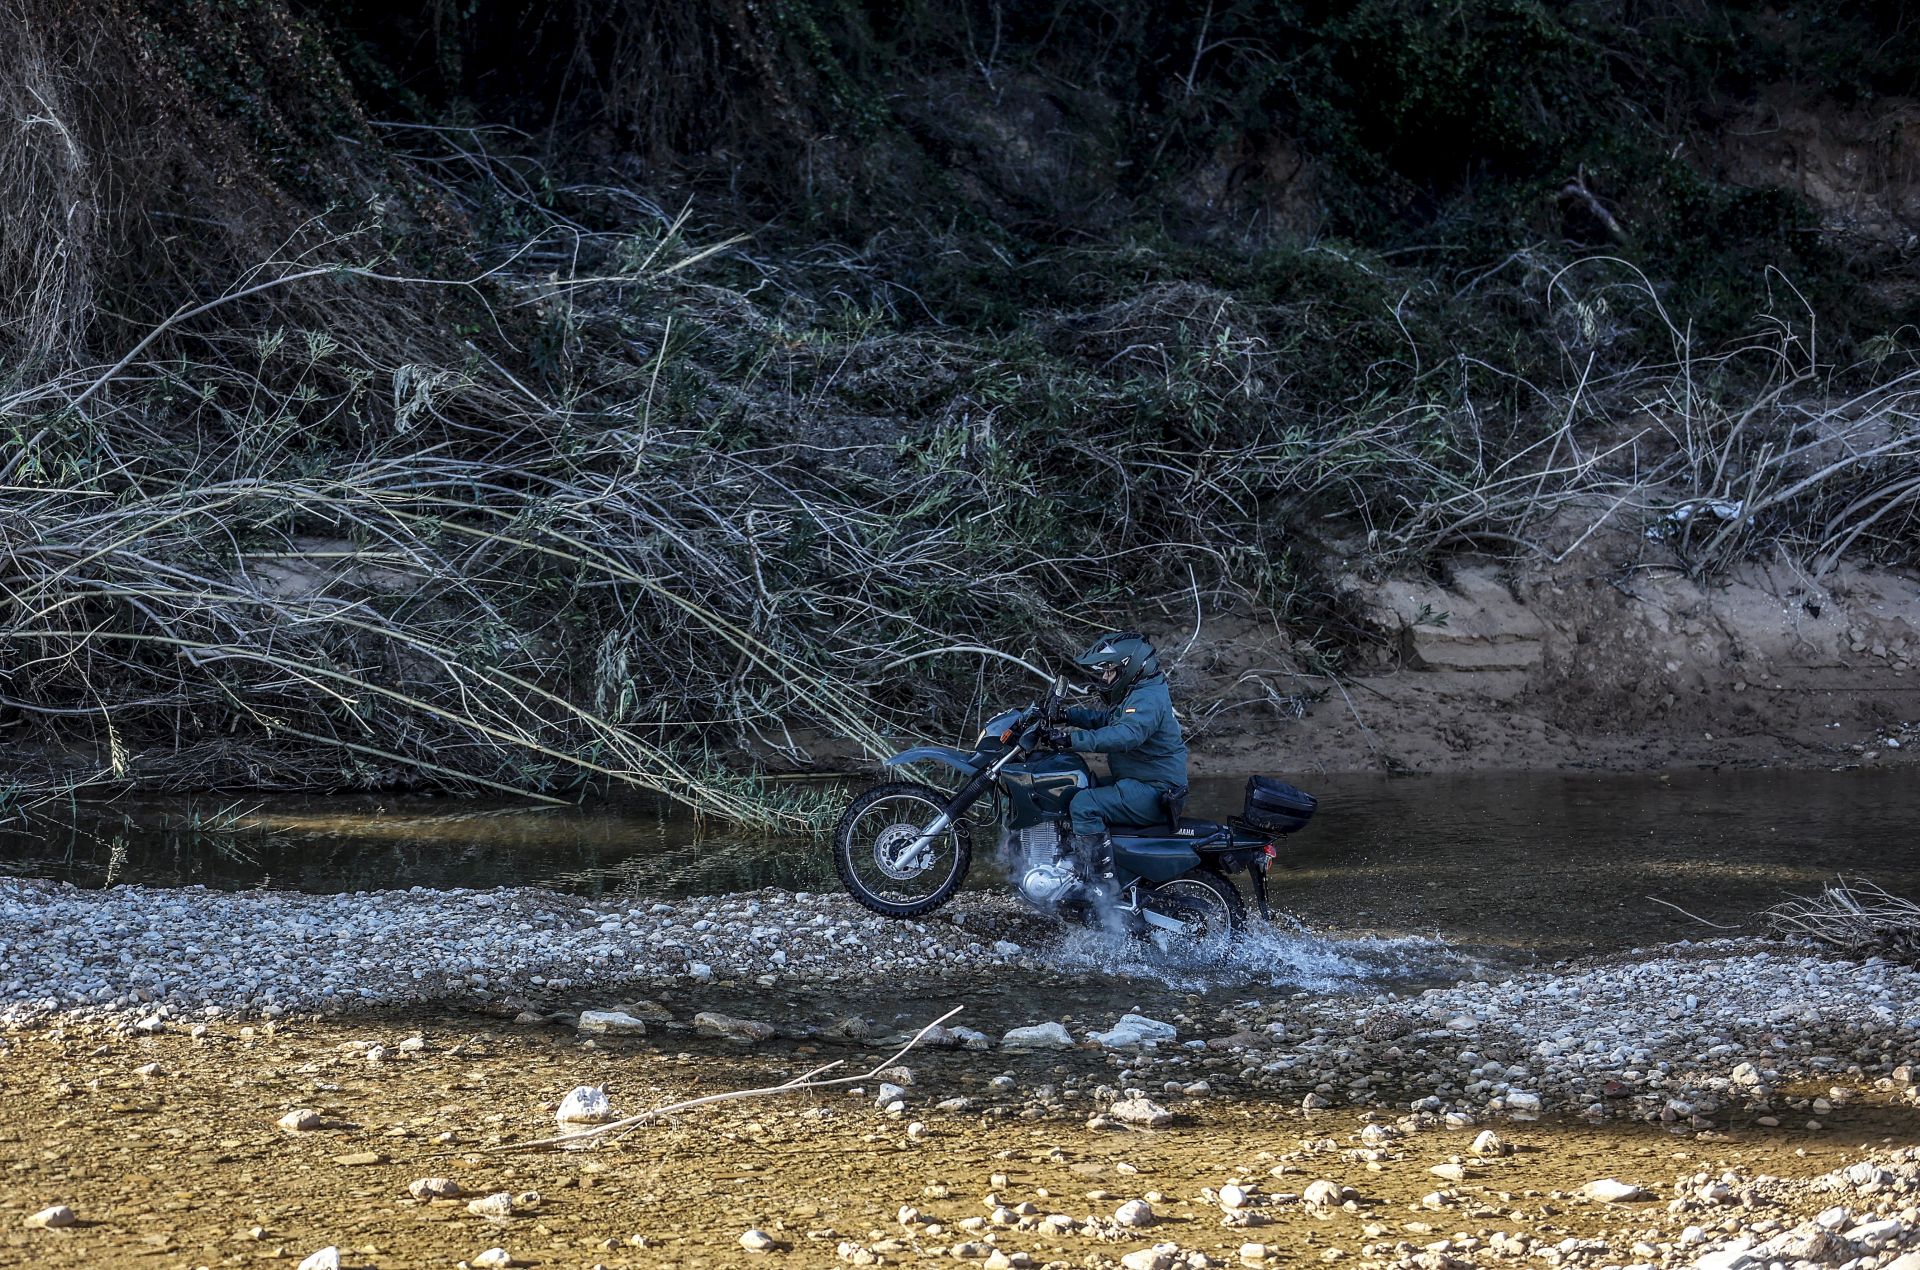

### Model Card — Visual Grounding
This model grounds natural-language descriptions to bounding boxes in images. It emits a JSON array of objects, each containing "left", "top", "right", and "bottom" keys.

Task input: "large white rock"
[
  {"left": 408, "top": 1177, "right": 463, "bottom": 1200},
  {"left": 738, "top": 1229, "right": 776, "bottom": 1252},
  {"left": 1113, "top": 1198, "right": 1154, "bottom": 1227},
  {"left": 576, "top": 1010, "right": 648, "bottom": 1036},
  {"left": 471, "top": 1248, "right": 514, "bottom": 1269},
  {"left": 23, "top": 1205, "right": 76, "bottom": 1230},
  {"left": 1505, "top": 1090, "right": 1542, "bottom": 1113},
  {"left": 1001, "top": 1021, "right": 1073, "bottom": 1049},
  {"left": 1089, "top": 1013, "right": 1178, "bottom": 1048},
  {"left": 296, "top": 1249, "right": 342, "bottom": 1270},
  {"left": 556, "top": 1085, "right": 612, "bottom": 1124},
  {"left": 276, "top": 1108, "right": 323, "bottom": 1132}
]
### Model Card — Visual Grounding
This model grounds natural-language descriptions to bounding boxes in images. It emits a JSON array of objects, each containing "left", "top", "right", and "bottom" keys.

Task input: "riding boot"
[{"left": 1065, "top": 831, "right": 1115, "bottom": 880}]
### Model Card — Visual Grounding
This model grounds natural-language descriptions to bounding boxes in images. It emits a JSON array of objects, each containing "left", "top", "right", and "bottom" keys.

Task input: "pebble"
[
  {"left": 24, "top": 1204, "right": 76, "bottom": 1229},
  {"left": 739, "top": 1229, "right": 776, "bottom": 1252},
  {"left": 470, "top": 1248, "right": 514, "bottom": 1269},
  {"left": 277, "top": 1108, "right": 323, "bottom": 1132},
  {"left": 409, "top": 1177, "right": 463, "bottom": 1200}
]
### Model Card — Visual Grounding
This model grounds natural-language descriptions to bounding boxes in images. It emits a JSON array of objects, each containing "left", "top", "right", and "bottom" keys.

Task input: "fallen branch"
[
  {"left": 1765, "top": 877, "right": 1920, "bottom": 964},
  {"left": 494, "top": 1006, "right": 964, "bottom": 1152}
]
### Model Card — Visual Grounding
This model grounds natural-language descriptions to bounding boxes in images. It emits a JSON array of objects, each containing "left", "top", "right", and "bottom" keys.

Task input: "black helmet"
[{"left": 1074, "top": 631, "right": 1159, "bottom": 703}]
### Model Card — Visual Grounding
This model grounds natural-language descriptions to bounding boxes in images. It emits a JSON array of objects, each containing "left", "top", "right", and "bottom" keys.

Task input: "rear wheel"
[
  {"left": 1141, "top": 868, "right": 1244, "bottom": 960},
  {"left": 833, "top": 781, "right": 973, "bottom": 918}
]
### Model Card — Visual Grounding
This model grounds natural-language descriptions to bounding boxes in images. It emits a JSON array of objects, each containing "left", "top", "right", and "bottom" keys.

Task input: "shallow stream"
[{"left": 5, "top": 769, "right": 1917, "bottom": 969}]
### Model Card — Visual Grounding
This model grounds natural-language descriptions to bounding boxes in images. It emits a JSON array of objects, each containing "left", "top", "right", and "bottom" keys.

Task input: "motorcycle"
[{"left": 831, "top": 676, "right": 1317, "bottom": 955}]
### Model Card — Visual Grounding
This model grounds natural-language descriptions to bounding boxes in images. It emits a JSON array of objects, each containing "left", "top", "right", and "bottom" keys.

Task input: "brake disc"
[{"left": 872, "top": 822, "right": 931, "bottom": 880}]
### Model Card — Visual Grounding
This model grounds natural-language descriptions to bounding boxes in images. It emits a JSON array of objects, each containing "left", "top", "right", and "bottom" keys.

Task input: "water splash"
[{"left": 1040, "top": 911, "right": 1471, "bottom": 994}]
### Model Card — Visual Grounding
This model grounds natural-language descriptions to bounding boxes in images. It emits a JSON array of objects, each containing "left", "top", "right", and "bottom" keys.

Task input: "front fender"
[{"left": 883, "top": 745, "right": 982, "bottom": 776}]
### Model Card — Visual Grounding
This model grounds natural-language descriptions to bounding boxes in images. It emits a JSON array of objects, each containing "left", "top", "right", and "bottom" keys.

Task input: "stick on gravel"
[{"left": 494, "top": 1006, "right": 965, "bottom": 1152}]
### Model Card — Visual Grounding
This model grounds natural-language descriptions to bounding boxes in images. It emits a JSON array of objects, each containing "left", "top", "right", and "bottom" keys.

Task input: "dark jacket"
[{"left": 1063, "top": 675, "right": 1189, "bottom": 790}]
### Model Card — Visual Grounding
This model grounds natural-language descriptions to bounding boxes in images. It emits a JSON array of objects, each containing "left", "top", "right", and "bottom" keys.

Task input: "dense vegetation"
[{"left": 3, "top": 0, "right": 1918, "bottom": 816}]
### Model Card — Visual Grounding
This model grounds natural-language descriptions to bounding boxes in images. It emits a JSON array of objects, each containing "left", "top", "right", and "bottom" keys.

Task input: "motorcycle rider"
[{"left": 1043, "top": 631, "right": 1190, "bottom": 874}]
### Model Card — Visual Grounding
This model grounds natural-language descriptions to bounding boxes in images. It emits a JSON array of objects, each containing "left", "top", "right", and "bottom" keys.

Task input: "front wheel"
[
  {"left": 1141, "top": 868, "right": 1244, "bottom": 960},
  {"left": 833, "top": 781, "right": 973, "bottom": 918}
]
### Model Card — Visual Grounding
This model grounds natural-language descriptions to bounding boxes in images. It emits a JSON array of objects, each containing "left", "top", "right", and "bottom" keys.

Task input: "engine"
[{"left": 1002, "top": 823, "right": 1081, "bottom": 908}]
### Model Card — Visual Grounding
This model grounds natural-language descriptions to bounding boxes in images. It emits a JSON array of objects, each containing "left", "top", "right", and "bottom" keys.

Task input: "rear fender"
[{"left": 883, "top": 746, "right": 982, "bottom": 777}]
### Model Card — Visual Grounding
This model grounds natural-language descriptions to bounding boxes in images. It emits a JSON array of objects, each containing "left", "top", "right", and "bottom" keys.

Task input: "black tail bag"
[{"left": 1241, "top": 776, "right": 1317, "bottom": 835}]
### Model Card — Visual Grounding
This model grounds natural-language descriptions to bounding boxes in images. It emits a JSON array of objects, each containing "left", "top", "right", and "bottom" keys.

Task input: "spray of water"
[{"left": 1042, "top": 910, "right": 1470, "bottom": 994}]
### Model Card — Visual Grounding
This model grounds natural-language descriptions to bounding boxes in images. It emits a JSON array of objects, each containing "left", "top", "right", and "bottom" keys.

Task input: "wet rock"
[
  {"left": 935, "top": 1096, "right": 976, "bottom": 1113},
  {"left": 694, "top": 1012, "right": 775, "bottom": 1044},
  {"left": 1504, "top": 1091, "right": 1541, "bottom": 1114},
  {"left": 1109, "top": 1097, "right": 1174, "bottom": 1128},
  {"left": 277, "top": 1108, "right": 323, "bottom": 1132},
  {"left": 1001, "top": 1022, "right": 1073, "bottom": 1049},
  {"left": 24, "top": 1205, "right": 76, "bottom": 1230},
  {"left": 409, "top": 1177, "right": 463, "bottom": 1200},
  {"left": 739, "top": 1229, "right": 776, "bottom": 1252},
  {"left": 556, "top": 1085, "right": 613, "bottom": 1123},
  {"left": 576, "top": 1010, "right": 648, "bottom": 1036},
  {"left": 1579, "top": 1178, "right": 1646, "bottom": 1203},
  {"left": 296, "top": 1249, "right": 342, "bottom": 1270},
  {"left": 875, "top": 1082, "right": 906, "bottom": 1107},
  {"left": 1114, "top": 1198, "right": 1155, "bottom": 1227},
  {"left": 1090, "top": 1014, "right": 1178, "bottom": 1048}
]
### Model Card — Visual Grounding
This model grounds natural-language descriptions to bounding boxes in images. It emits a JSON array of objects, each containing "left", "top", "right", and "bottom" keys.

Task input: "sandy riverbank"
[{"left": 4, "top": 878, "right": 1919, "bottom": 1267}]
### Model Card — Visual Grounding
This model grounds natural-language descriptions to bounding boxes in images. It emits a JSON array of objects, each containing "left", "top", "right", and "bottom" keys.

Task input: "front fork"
[{"left": 897, "top": 751, "right": 1012, "bottom": 869}]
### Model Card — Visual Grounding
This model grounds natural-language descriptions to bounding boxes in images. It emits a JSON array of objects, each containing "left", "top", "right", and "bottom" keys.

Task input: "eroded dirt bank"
[{"left": 1175, "top": 557, "right": 1920, "bottom": 778}]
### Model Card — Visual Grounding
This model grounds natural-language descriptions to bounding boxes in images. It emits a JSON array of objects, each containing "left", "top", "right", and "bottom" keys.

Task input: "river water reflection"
[{"left": 4, "top": 769, "right": 1917, "bottom": 961}]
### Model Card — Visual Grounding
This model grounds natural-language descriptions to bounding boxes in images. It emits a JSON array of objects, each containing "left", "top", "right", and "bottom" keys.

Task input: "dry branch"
[
  {"left": 494, "top": 1006, "right": 965, "bottom": 1152},
  {"left": 1766, "top": 878, "right": 1920, "bottom": 965}
]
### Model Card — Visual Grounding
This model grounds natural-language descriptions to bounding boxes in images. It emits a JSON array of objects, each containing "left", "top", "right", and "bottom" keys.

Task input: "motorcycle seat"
[{"left": 1114, "top": 818, "right": 1231, "bottom": 846}]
